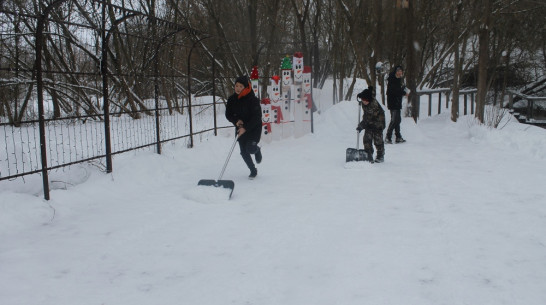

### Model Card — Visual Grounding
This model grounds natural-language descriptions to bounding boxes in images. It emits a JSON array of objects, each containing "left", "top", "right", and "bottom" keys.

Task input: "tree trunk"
[
  {"left": 450, "top": 1, "right": 463, "bottom": 122},
  {"left": 405, "top": 0, "right": 419, "bottom": 122},
  {"left": 311, "top": 0, "right": 322, "bottom": 88},
  {"left": 475, "top": 0, "right": 491, "bottom": 123},
  {"left": 290, "top": 0, "right": 310, "bottom": 62},
  {"left": 451, "top": 43, "right": 461, "bottom": 122},
  {"left": 248, "top": 0, "right": 258, "bottom": 66}
]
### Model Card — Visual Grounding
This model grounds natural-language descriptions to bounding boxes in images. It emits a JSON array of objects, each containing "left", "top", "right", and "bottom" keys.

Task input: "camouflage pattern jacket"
[{"left": 358, "top": 99, "right": 386, "bottom": 132}]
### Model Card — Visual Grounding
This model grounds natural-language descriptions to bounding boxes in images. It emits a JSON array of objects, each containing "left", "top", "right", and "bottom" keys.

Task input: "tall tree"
[
  {"left": 475, "top": 0, "right": 491, "bottom": 123},
  {"left": 405, "top": 0, "right": 420, "bottom": 122},
  {"left": 450, "top": 0, "right": 464, "bottom": 122}
]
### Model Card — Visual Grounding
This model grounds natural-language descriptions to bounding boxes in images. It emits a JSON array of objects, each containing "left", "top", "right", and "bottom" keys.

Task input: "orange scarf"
[{"left": 238, "top": 82, "right": 252, "bottom": 99}]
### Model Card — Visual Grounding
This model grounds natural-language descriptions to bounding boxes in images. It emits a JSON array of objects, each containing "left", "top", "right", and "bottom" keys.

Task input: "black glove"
[{"left": 356, "top": 125, "right": 364, "bottom": 133}]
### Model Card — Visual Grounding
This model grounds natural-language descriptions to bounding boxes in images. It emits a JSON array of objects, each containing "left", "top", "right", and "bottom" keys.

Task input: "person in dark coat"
[
  {"left": 225, "top": 75, "right": 263, "bottom": 179},
  {"left": 357, "top": 86, "right": 386, "bottom": 163},
  {"left": 385, "top": 65, "right": 408, "bottom": 144}
]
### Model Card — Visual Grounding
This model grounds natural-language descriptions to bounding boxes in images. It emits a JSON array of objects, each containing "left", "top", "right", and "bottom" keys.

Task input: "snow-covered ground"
[{"left": 1, "top": 85, "right": 546, "bottom": 305}]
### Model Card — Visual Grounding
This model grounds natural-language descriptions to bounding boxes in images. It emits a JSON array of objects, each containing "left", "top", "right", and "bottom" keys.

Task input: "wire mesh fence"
[{"left": 0, "top": 1, "right": 231, "bottom": 199}]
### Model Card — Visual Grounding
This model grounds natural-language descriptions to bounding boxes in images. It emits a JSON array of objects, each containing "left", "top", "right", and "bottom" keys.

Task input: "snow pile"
[{"left": 1, "top": 93, "right": 546, "bottom": 305}]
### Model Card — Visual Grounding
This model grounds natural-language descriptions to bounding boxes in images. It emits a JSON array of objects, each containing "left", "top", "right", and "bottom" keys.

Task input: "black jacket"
[
  {"left": 225, "top": 88, "right": 262, "bottom": 143},
  {"left": 386, "top": 72, "right": 406, "bottom": 110}
]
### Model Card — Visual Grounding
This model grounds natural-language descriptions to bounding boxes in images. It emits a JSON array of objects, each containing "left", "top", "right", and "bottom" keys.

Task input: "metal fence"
[
  {"left": 0, "top": 1, "right": 231, "bottom": 199},
  {"left": 416, "top": 88, "right": 477, "bottom": 117}
]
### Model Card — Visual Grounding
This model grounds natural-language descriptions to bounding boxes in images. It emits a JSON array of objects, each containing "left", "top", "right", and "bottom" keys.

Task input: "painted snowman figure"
[
  {"left": 260, "top": 98, "right": 273, "bottom": 143},
  {"left": 292, "top": 52, "right": 305, "bottom": 138},
  {"left": 266, "top": 75, "right": 282, "bottom": 141},
  {"left": 250, "top": 66, "right": 260, "bottom": 98},
  {"left": 280, "top": 55, "right": 294, "bottom": 138},
  {"left": 301, "top": 65, "right": 313, "bottom": 135},
  {"left": 293, "top": 52, "right": 304, "bottom": 83}
]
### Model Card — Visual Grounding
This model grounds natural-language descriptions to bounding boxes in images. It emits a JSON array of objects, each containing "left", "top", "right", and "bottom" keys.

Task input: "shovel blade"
[
  {"left": 346, "top": 148, "right": 372, "bottom": 163},
  {"left": 197, "top": 179, "right": 235, "bottom": 199}
]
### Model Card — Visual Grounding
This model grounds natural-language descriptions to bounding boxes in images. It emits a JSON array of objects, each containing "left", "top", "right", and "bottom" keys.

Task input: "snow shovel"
[
  {"left": 198, "top": 135, "right": 239, "bottom": 199},
  {"left": 346, "top": 100, "right": 372, "bottom": 162}
]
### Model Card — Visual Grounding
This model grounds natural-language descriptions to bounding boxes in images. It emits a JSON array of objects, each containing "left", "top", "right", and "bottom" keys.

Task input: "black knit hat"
[
  {"left": 394, "top": 65, "right": 404, "bottom": 72},
  {"left": 235, "top": 75, "right": 249, "bottom": 88},
  {"left": 357, "top": 86, "right": 375, "bottom": 102}
]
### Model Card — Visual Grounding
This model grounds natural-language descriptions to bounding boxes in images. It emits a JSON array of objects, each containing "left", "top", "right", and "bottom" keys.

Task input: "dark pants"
[
  {"left": 363, "top": 129, "right": 384, "bottom": 158},
  {"left": 239, "top": 138, "right": 259, "bottom": 171},
  {"left": 386, "top": 109, "right": 402, "bottom": 139}
]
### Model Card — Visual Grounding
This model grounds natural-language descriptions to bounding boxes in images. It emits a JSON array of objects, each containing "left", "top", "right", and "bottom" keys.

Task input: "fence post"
[
  {"left": 311, "top": 71, "right": 314, "bottom": 133},
  {"left": 187, "top": 43, "right": 195, "bottom": 148},
  {"left": 35, "top": 0, "right": 73, "bottom": 200},
  {"left": 528, "top": 98, "right": 534, "bottom": 121},
  {"left": 438, "top": 92, "right": 442, "bottom": 115},
  {"left": 101, "top": 3, "right": 113, "bottom": 173},
  {"left": 101, "top": 11, "right": 140, "bottom": 168},
  {"left": 464, "top": 94, "right": 468, "bottom": 115},
  {"left": 212, "top": 53, "right": 218, "bottom": 136},
  {"left": 154, "top": 43, "right": 162, "bottom": 154},
  {"left": 471, "top": 92, "right": 475, "bottom": 115},
  {"left": 35, "top": 9, "right": 51, "bottom": 200},
  {"left": 428, "top": 93, "right": 432, "bottom": 116}
]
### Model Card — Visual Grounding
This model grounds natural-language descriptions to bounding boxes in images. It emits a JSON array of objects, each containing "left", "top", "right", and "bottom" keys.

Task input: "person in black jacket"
[
  {"left": 385, "top": 65, "right": 408, "bottom": 144},
  {"left": 225, "top": 75, "right": 263, "bottom": 179}
]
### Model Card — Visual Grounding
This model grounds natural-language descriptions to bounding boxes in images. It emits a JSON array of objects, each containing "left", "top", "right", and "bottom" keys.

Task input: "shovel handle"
[
  {"left": 217, "top": 134, "right": 239, "bottom": 180},
  {"left": 356, "top": 101, "right": 362, "bottom": 149}
]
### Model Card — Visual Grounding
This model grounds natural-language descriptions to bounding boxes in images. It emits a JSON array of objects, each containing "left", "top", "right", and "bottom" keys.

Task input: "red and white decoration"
[
  {"left": 260, "top": 98, "right": 272, "bottom": 143},
  {"left": 301, "top": 65, "right": 313, "bottom": 135},
  {"left": 266, "top": 75, "right": 282, "bottom": 141},
  {"left": 250, "top": 66, "right": 260, "bottom": 98},
  {"left": 249, "top": 53, "right": 312, "bottom": 143},
  {"left": 293, "top": 52, "right": 304, "bottom": 83}
]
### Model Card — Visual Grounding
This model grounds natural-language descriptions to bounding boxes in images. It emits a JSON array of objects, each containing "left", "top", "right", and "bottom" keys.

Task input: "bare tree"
[
  {"left": 2, "top": 0, "right": 546, "bottom": 126},
  {"left": 450, "top": 0, "right": 464, "bottom": 122}
]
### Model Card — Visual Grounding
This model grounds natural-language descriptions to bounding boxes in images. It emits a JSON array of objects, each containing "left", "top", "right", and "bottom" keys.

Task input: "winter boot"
[
  {"left": 395, "top": 137, "right": 406, "bottom": 143},
  {"left": 374, "top": 154, "right": 384, "bottom": 163},
  {"left": 255, "top": 147, "right": 262, "bottom": 164},
  {"left": 364, "top": 150, "right": 375, "bottom": 163},
  {"left": 241, "top": 151, "right": 257, "bottom": 179},
  {"left": 385, "top": 137, "right": 393, "bottom": 144},
  {"left": 249, "top": 168, "right": 258, "bottom": 179}
]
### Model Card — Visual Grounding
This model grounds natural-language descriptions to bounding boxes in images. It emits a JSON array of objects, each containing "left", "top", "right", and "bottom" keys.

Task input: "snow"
[{"left": 1, "top": 86, "right": 546, "bottom": 305}]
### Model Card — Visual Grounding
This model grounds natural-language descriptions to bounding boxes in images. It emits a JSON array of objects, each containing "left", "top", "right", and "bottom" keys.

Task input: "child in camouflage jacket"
[{"left": 356, "top": 86, "right": 386, "bottom": 163}]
